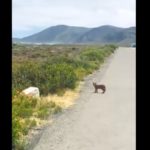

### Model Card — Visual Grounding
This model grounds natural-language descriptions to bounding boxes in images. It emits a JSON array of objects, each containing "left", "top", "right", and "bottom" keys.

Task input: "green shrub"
[
  {"left": 13, "top": 62, "right": 77, "bottom": 95},
  {"left": 41, "top": 63, "right": 77, "bottom": 94},
  {"left": 12, "top": 115, "right": 21, "bottom": 146},
  {"left": 12, "top": 44, "right": 117, "bottom": 96},
  {"left": 74, "top": 67, "right": 87, "bottom": 80},
  {"left": 12, "top": 93, "right": 61, "bottom": 148},
  {"left": 12, "top": 44, "right": 117, "bottom": 148},
  {"left": 36, "top": 109, "right": 49, "bottom": 119}
]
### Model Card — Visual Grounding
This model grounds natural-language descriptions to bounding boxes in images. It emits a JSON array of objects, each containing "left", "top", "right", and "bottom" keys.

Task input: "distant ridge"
[{"left": 13, "top": 25, "right": 136, "bottom": 46}]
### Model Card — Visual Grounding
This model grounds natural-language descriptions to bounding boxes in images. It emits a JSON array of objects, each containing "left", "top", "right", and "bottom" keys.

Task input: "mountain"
[
  {"left": 21, "top": 25, "right": 90, "bottom": 43},
  {"left": 13, "top": 25, "right": 136, "bottom": 45},
  {"left": 77, "top": 25, "right": 136, "bottom": 45},
  {"left": 117, "top": 27, "right": 136, "bottom": 46}
]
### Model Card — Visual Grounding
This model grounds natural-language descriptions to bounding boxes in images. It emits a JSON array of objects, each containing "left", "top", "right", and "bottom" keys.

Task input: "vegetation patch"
[{"left": 12, "top": 44, "right": 117, "bottom": 149}]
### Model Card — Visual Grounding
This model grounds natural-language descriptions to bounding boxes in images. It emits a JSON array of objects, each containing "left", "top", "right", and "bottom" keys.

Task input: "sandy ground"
[{"left": 29, "top": 47, "right": 135, "bottom": 150}]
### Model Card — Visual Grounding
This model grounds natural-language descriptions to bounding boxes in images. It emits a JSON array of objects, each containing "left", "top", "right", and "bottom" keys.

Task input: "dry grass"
[
  {"left": 22, "top": 81, "right": 84, "bottom": 148},
  {"left": 42, "top": 81, "right": 84, "bottom": 109}
]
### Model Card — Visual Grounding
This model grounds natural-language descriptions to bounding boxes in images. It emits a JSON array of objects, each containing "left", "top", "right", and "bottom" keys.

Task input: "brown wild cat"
[{"left": 93, "top": 82, "right": 106, "bottom": 93}]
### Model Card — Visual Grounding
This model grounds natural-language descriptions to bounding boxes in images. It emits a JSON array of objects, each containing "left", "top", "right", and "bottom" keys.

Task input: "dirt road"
[{"left": 31, "top": 47, "right": 136, "bottom": 150}]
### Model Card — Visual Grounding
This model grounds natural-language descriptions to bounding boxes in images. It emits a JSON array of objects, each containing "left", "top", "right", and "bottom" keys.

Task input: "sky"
[{"left": 12, "top": 0, "right": 136, "bottom": 38}]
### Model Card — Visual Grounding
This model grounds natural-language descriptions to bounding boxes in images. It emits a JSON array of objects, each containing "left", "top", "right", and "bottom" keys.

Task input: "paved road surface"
[{"left": 31, "top": 47, "right": 136, "bottom": 150}]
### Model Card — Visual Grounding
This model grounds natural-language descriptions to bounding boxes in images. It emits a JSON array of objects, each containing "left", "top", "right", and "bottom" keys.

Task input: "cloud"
[{"left": 12, "top": 0, "right": 135, "bottom": 37}]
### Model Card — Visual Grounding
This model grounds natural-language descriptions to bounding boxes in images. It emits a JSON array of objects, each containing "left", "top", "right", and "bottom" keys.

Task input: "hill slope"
[
  {"left": 14, "top": 25, "right": 136, "bottom": 45},
  {"left": 21, "top": 25, "right": 90, "bottom": 43},
  {"left": 77, "top": 25, "right": 135, "bottom": 44}
]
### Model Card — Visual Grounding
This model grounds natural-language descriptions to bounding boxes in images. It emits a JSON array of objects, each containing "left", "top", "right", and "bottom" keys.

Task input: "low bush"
[
  {"left": 12, "top": 94, "right": 62, "bottom": 149},
  {"left": 13, "top": 62, "right": 77, "bottom": 95},
  {"left": 12, "top": 44, "right": 117, "bottom": 149}
]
